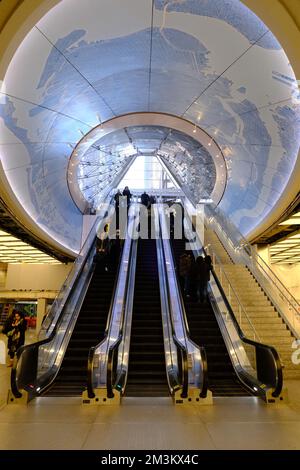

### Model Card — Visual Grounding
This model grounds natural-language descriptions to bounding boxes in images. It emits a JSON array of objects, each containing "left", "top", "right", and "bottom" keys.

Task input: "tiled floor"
[{"left": 1, "top": 331, "right": 300, "bottom": 450}]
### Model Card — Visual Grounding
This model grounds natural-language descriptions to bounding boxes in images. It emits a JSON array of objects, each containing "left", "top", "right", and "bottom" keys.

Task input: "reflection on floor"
[{"left": 0, "top": 332, "right": 300, "bottom": 449}]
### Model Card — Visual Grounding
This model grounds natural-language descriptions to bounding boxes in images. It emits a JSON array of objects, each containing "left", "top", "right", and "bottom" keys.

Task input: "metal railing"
[
  {"left": 182, "top": 202, "right": 283, "bottom": 399},
  {"left": 205, "top": 204, "right": 300, "bottom": 338},
  {"left": 87, "top": 203, "right": 139, "bottom": 398},
  {"left": 11, "top": 199, "right": 113, "bottom": 399},
  {"left": 157, "top": 203, "right": 208, "bottom": 398},
  {"left": 211, "top": 252, "right": 261, "bottom": 342},
  {"left": 155, "top": 205, "right": 189, "bottom": 398}
]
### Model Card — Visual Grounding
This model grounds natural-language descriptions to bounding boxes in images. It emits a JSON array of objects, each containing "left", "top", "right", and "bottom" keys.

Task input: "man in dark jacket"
[
  {"left": 141, "top": 191, "right": 150, "bottom": 208},
  {"left": 179, "top": 252, "right": 192, "bottom": 295},
  {"left": 123, "top": 186, "right": 132, "bottom": 208}
]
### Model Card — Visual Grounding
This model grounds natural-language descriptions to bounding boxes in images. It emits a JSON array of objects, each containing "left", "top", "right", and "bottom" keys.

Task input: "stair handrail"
[
  {"left": 184, "top": 205, "right": 283, "bottom": 398},
  {"left": 205, "top": 204, "right": 300, "bottom": 337},
  {"left": 210, "top": 251, "right": 262, "bottom": 342},
  {"left": 211, "top": 267, "right": 283, "bottom": 398}
]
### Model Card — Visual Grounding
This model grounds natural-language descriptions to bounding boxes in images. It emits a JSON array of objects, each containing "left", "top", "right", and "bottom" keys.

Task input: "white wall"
[
  {"left": 257, "top": 245, "right": 300, "bottom": 301},
  {"left": 5, "top": 263, "right": 72, "bottom": 291},
  {"left": 272, "top": 264, "right": 300, "bottom": 301}
]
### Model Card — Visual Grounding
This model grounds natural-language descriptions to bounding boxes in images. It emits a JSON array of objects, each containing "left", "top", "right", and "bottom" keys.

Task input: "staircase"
[
  {"left": 171, "top": 237, "right": 252, "bottom": 397},
  {"left": 205, "top": 228, "right": 299, "bottom": 379},
  {"left": 43, "top": 262, "right": 117, "bottom": 396},
  {"left": 126, "top": 238, "right": 169, "bottom": 397}
]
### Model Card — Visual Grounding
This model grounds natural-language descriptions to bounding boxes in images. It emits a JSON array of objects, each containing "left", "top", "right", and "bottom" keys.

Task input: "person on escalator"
[
  {"left": 95, "top": 224, "right": 110, "bottom": 270},
  {"left": 149, "top": 195, "right": 156, "bottom": 206},
  {"left": 114, "top": 189, "right": 122, "bottom": 228},
  {"left": 109, "top": 230, "right": 122, "bottom": 270},
  {"left": 204, "top": 255, "right": 212, "bottom": 302},
  {"left": 123, "top": 186, "right": 132, "bottom": 213},
  {"left": 179, "top": 252, "right": 192, "bottom": 295},
  {"left": 141, "top": 191, "right": 150, "bottom": 209},
  {"left": 195, "top": 256, "right": 207, "bottom": 303},
  {"left": 188, "top": 257, "right": 198, "bottom": 301}
]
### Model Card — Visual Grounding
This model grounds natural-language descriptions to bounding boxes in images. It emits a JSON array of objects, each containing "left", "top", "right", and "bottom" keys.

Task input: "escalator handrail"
[
  {"left": 106, "top": 335, "right": 122, "bottom": 398},
  {"left": 40, "top": 203, "right": 113, "bottom": 336},
  {"left": 159, "top": 206, "right": 209, "bottom": 398},
  {"left": 11, "top": 199, "right": 115, "bottom": 398},
  {"left": 156, "top": 211, "right": 189, "bottom": 397},
  {"left": 86, "top": 244, "right": 128, "bottom": 399},
  {"left": 171, "top": 335, "right": 188, "bottom": 399},
  {"left": 11, "top": 236, "right": 98, "bottom": 398},
  {"left": 168, "top": 236, "right": 209, "bottom": 398},
  {"left": 11, "top": 339, "right": 50, "bottom": 398},
  {"left": 105, "top": 236, "right": 136, "bottom": 397},
  {"left": 87, "top": 228, "right": 135, "bottom": 399},
  {"left": 158, "top": 210, "right": 208, "bottom": 398},
  {"left": 211, "top": 267, "right": 283, "bottom": 397},
  {"left": 183, "top": 203, "right": 283, "bottom": 397}
]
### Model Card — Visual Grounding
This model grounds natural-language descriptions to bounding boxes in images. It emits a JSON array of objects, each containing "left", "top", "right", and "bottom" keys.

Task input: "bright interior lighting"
[{"left": 0, "top": 230, "right": 62, "bottom": 264}]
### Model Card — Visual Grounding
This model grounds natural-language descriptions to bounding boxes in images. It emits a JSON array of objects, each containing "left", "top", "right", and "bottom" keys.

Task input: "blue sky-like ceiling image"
[{"left": 0, "top": 0, "right": 299, "bottom": 253}]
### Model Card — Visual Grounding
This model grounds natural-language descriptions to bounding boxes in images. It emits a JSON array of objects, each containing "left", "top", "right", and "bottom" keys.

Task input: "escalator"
[
  {"left": 44, "top": 258, "right": 119, "bottom": 397},
  {"left": 125, "top": 238, "right": 169, "bottom": 397},
  {"left": 171, "top": 237, "right": 252, "bottom": 397}
]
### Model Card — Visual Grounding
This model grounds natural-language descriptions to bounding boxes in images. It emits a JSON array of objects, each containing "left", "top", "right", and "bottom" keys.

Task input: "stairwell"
[{"left": 205, "top": 228, "right": 300, "bottom": 380}]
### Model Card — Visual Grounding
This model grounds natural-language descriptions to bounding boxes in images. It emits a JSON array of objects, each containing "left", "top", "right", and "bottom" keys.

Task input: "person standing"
[
  {"left": 141, "top": 191, "right": 150, "bottom": 208},
  {"left": 123, "top": 186, "right": 132, "bottom": 212},
  {"left": 179, "top": 252, "right": 192, "bottom": 295},
  {"left": 195, "top": 256, "right": 207, "bottom": 303},
  {"left": 114, "top": 189, "right": 122, "bottom": 228},
  {"left": 204, "top": 255, "right": 212, "bottom": 302},
  {"left": 5, "top": 311, "right": 27, "bottom": 366}
]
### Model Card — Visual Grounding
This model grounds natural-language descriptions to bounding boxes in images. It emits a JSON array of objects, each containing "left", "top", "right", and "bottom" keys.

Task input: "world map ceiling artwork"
[{"left": 0, "top": 0, "right": 299, "bottom": 252}]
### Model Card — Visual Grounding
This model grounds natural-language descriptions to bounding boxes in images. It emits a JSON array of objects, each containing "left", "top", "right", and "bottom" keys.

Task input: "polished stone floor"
[{"left": 0, "top": 332, "right": 300, "bottom": 450}]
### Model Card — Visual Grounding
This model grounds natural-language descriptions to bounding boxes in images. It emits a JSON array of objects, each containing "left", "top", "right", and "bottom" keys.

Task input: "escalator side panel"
[
  {"left": 43, "top": 261, "right": 118, "bottom": 396},
  {"left": 171, "top": 237, "right": 252, "bottom": 397},
  {"left": 126, "top": 239, "right": 169, "bottom": 397}
]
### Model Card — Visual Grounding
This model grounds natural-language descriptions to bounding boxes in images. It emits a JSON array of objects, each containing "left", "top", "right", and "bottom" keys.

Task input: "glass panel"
[{"left": 118, "top": 156, "right": 177, "bottom": 190}]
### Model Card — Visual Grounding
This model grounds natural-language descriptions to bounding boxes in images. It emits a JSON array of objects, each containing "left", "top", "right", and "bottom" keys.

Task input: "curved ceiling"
[
  {"left": 71, "top": 124, "right": 217, "bottom": 209},
  {"left": 0, "top": 0, "right": 299, "bottom": 253},
  {"left": 68, "top": 113, "right": 226, "bottom": 212}
]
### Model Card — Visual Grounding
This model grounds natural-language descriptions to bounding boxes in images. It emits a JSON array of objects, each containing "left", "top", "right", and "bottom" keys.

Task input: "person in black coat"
[
  {"left": 123, "top": 186, "right": 132, "bottom": 212},
  {"left": 5, "top": 310, "right": 27, "bottom": 366},
  {"left": 141, "top": 191, "right": 150, "bottom": 208},
  {"left": 114, "top": 189, "right": 122, "bottom": 227},
  {"left": 204, "top": 255, "right": 212, "bottom": 279},
  {"left": 195, "top": 256, "right": 207, "bottom": 303}
]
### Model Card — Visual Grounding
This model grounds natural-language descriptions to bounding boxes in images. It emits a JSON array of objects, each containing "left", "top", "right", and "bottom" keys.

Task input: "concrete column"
[{"left": 36, "top": 298, "right": 47, "bottom": 334}]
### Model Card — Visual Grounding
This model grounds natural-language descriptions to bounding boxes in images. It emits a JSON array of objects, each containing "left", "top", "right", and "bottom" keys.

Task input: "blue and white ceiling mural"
[{"left": 0, "top": 0, "right": 299, "bottom": 252}]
